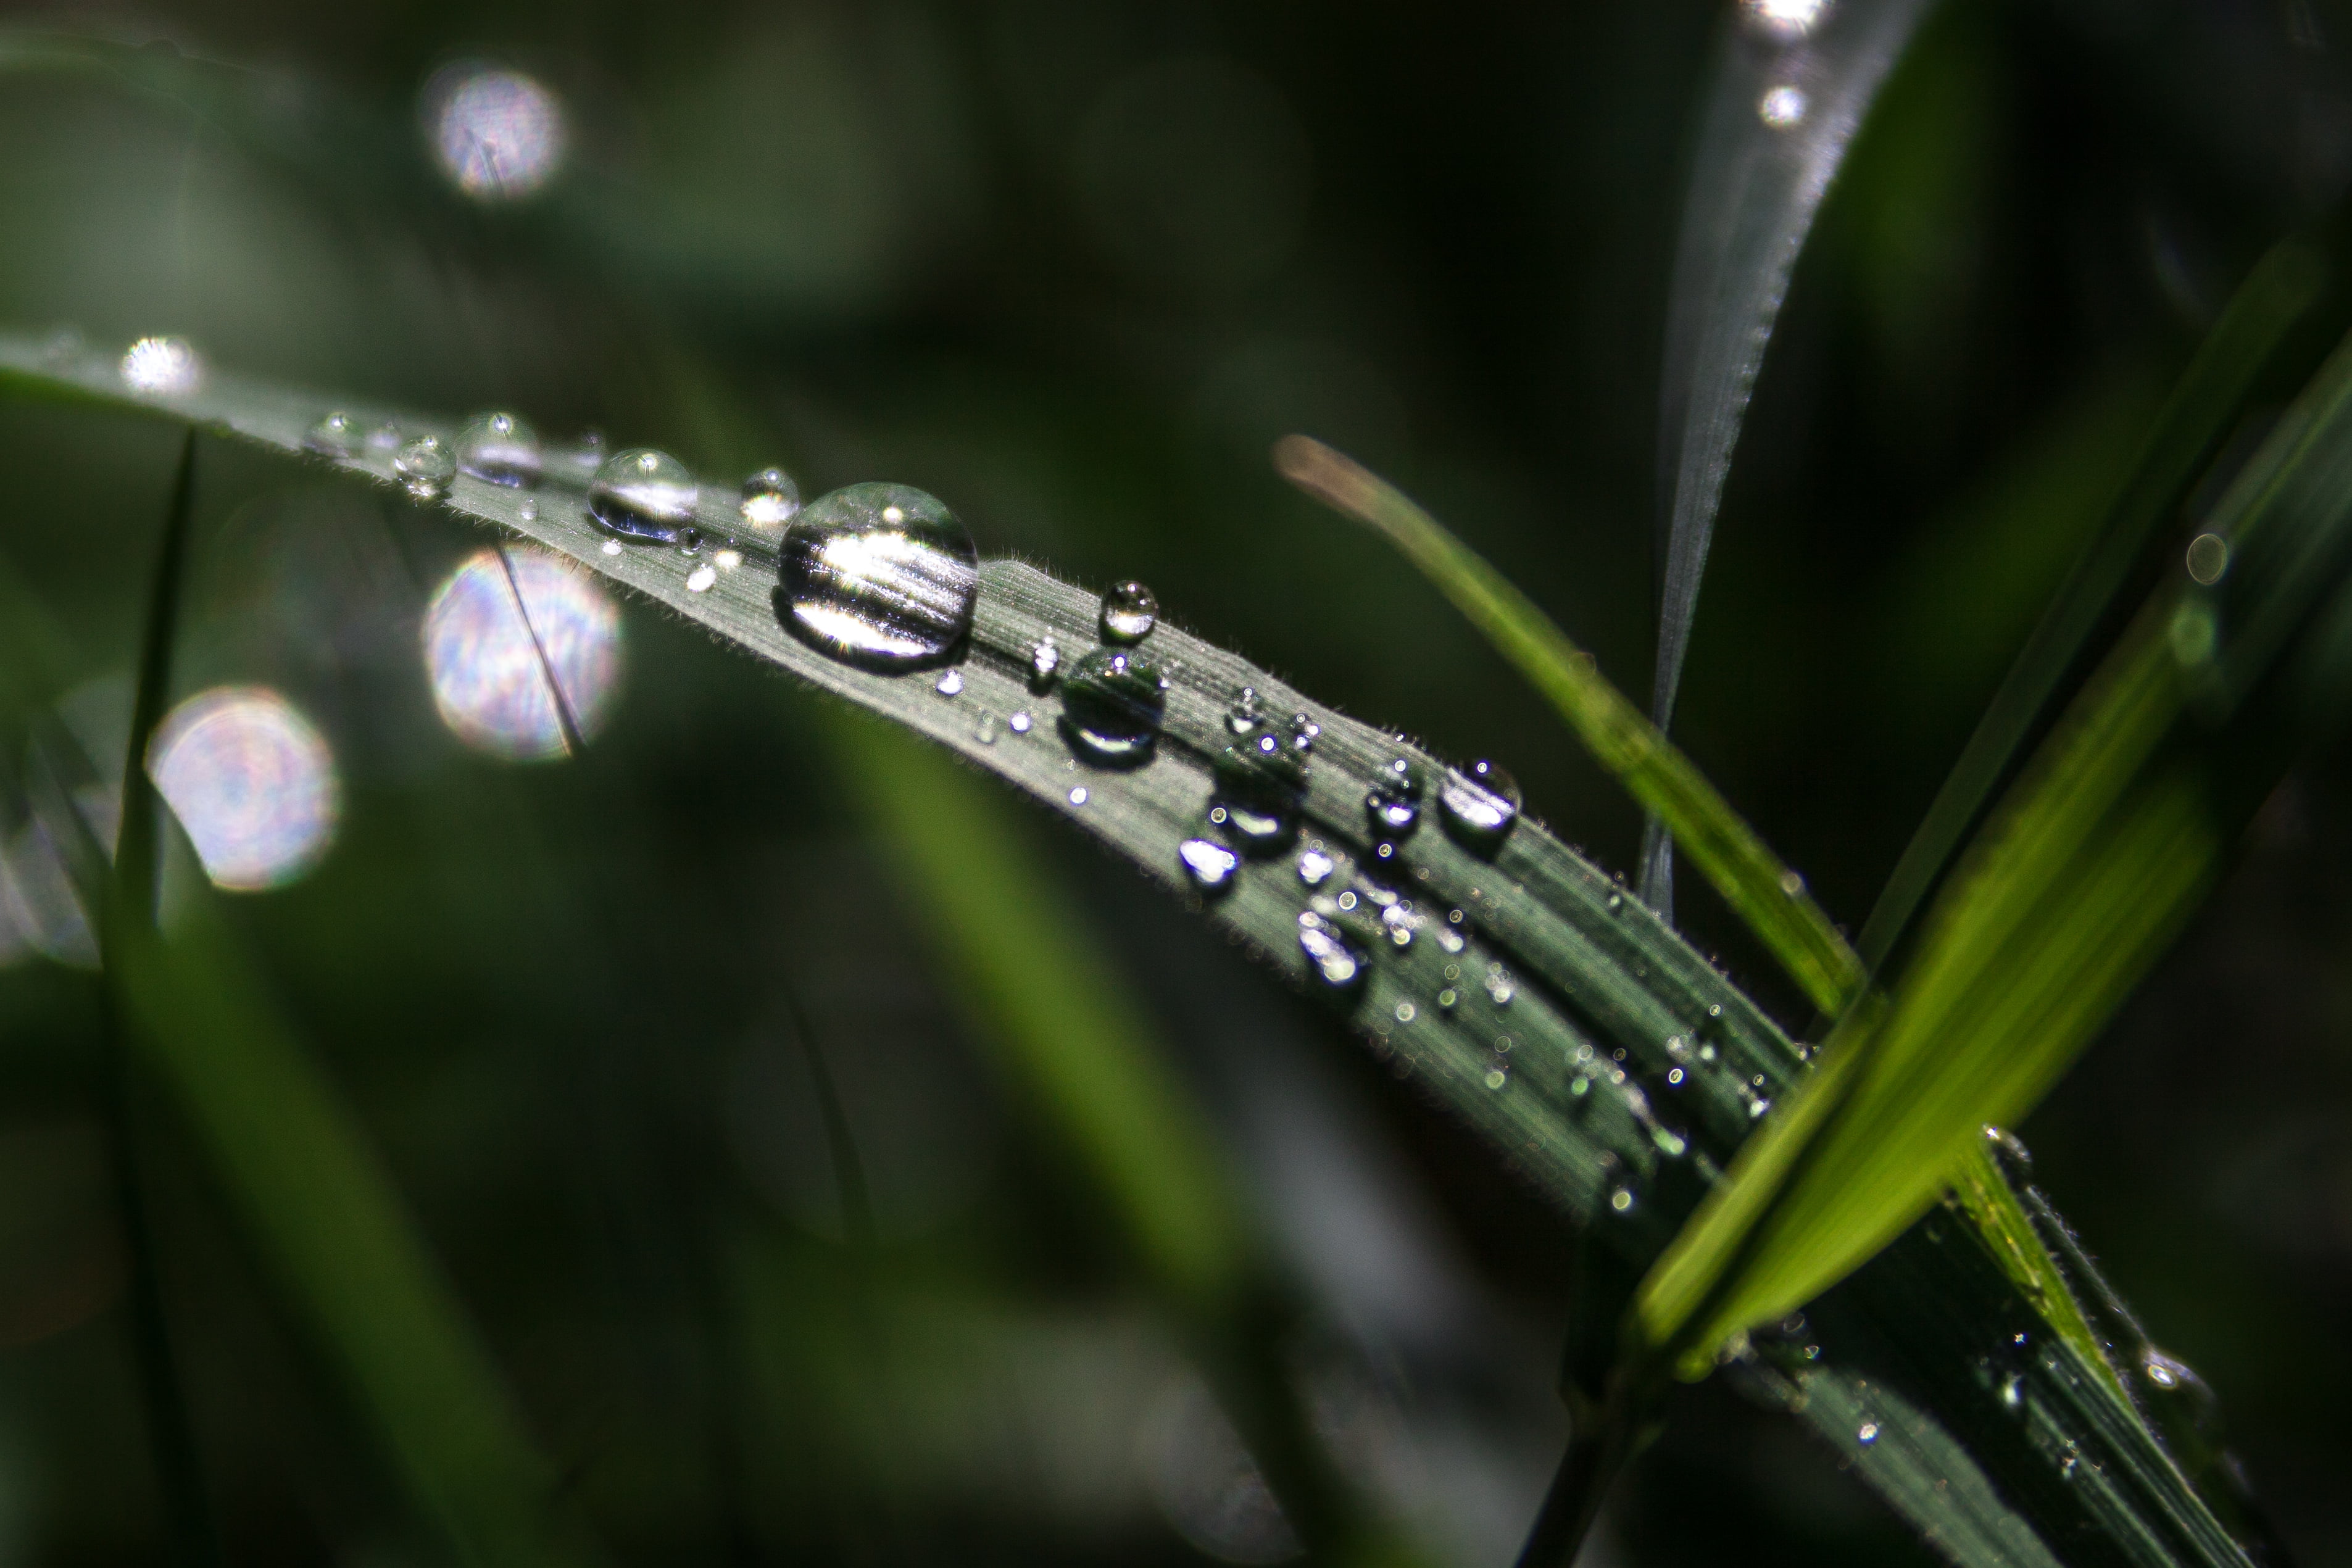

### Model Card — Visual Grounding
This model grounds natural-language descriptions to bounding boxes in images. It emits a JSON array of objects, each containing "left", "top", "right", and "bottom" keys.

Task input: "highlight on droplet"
[
  {"left": 1758, "top": 85, "right": 1810, "bottom": 128},
  {"left": 423, "top": 64, "right": 569, "bottom": 201},
  {"left": 148, "top": 687, "right": 341, "bottom": 892},
  {"left": 118, "top": 335, "right": 202, "bottom": 396},
  {"left": 425, "top": 547, "right": 622, "bottom": 761},
  {"left": 1743, "top": 0, "right": 1832, "bottom": 41}
]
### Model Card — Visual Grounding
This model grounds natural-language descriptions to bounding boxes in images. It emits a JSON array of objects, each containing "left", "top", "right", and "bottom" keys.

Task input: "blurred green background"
[{"left": 1, "top": 1, "right": 2350, "bottom": 1564}]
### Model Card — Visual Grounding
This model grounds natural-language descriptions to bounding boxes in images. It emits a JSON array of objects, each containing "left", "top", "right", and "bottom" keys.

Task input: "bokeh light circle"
[
  {"left": 150, "top": 686, "right": 341, "bottom": 892},
  {"left": 426, "top": 65, "right": 568, "bottom": 201},
  {"left": 118, "top": 335, "right": 202, "bottom": 396},
  {"left": 425, "top": 547, "right": 622, "bottom": 761}
]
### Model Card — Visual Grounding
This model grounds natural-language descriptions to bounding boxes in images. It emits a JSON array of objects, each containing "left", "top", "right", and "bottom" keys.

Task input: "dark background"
[{"left": 0, "top": 0, "right": 2348, "bottom": 1564}]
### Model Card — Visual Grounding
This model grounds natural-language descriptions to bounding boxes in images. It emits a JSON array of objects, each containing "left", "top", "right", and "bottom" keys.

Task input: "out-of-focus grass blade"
[
  {"left": 1855, "top": 232, "right": 2343, "bottom": 974},
  {"left": 1645, "top": 0, "right": 1939, "bottom": 915},
  {"left": 1278, "top": 434, "right": 1861, "bottom": 1018}
]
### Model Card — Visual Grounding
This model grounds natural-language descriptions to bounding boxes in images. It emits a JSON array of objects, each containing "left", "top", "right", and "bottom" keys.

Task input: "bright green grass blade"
[
  {"left": 1275, "top": 434, "right": 1865, "bottom": 1021},
  {"left": 0, "top": 330, "right": 2271, "bottom": 1568}
]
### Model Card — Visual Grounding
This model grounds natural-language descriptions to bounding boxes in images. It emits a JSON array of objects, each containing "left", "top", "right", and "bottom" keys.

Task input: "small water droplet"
[
  {"left": 1366, "top": 754, "right": 1425, "bottom": 837},
  {"left": 686, "top": 563, "right": 718, "bottom": 593},
  {"left": 1030, "top": 637, "right": 1062, "bottom": 690},
  {"left": 1436, "top": 987, "right": 1458, "bottom": 1011},
  {"left": 1779, "top": 869, "right": 1806, "bottom": 897},
  {"left": 120, "top": 335, "right": 202, "bottom": 395},
  {"left": 519, "top": 497, "right": 538, "bottom": 522},
  {"left": 601, "top": 539, "right": 623, "bottom": 557},
  {"left": 1856, "top": 1421, "right": 1880, "bottom": 1446},
  {"left": 1289, "top": 713, "right": 1321, "bottom": 756},
  {"left": 1069, "top": 786, "right": 1089, "bottom": 806},
  {"left": 565, "top": 429, "right": 607, "bottom": 475},
  {"left": 740, "top": 467, "right": 802, "bottom": 533},
  {"left": 1297, "top": 847, "right": 1336, "bottom": 886},
  {"left": 1009, "top": 711, "right": 1033, "bottom": 735},
  {"left": 304, "top": 411, "right": 365, "bottom": 459},
  {"left": 2059, "top": 1454, "right": 2079, "bottom": 1480},
  {"left": 454, "top": 410, "right": 543, "bottom": 489},
  {"left": 1297, "top": 911, "right": 1369, "bottom": 993},
  {"left": 936, "top": 669, "right": 965, "bottom": 697},
  {"left": 1758, "top": 84, "right": 1808, "bottom": 127},
  {"left": 778, "top": 482, "right": 979, "bottom": 668},
  {"left": 2185, "top": 531, "right": 2230, "bottom": 585},
  {"left": 1394, "top": 1001, "right": 1417, "bottom": 1024},
  {"left": 1434, "top": 921, "right": 1465, "bottom": 954},
  {"left": 1179, "top": 837, "right": 1240, "bottom": 892},
  {"left": 1608, "top": 1187, "right": 1635, "bottom": 1213},
  {"left": 590, "top": 449, "right": 700, "bottom": 544},
  {"left": 1439, "top": 760, "right": 1521, "bottom": 854},
  {"left": 2000, "top": 1373, "right": 2025, "bottom": 1412},
  {"left": 974, "top": 711, "right": 999, "bottom": 744},
  {"left": 1099, "top": 580, "right": 1159, "bottom": 642},
  {"left": 1062, "top": 648, "right": 1168, "bottom": 765},
  {"left": 1483, "top": 963, "right": 1515, "bottom": 1006},
  {"left": 1211, "top": 731, "right": 1306, "bottom": 855},
  {"left": 1225, "top": 686, "right": 1265, "bottom": 736},
  {"left": 394, "top": 435, "right": 457, "bottom": 500}
]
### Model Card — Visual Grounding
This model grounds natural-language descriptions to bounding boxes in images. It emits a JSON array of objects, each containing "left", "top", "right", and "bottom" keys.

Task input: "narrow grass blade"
[
  {"left": 1276, "top": 433, "right": 1863, "bottom": 1019},
  {"left": 1647, "top": 0, "right": 1939, "bottom": 914}
]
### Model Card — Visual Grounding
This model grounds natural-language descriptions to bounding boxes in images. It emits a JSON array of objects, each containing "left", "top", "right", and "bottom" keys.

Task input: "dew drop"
[
  {"left": 1211, "top": 731, "right": 1307, "bottom": 855},
  {"left": 1856, "top": 1421, "right": 1880, "bottom": 1446},
  {"left": 1297, "top": 911, "right": 1368, "bottom": 993},
  {"left": 973, "top": 712, "right": 998, "bottom": 744},
  {"left": 1030, "top": 637, "right": 1062, "bottom": 689},
  {"left": 1608, "top": 1187, "right": 1635, "bottom": 1213},
  {"left": 1392, "top": 1000, "right": 1416, "bottom": 1024},
  {"left": 394, "top": 435, "right": 457, "bottom": 500},
  {"left": 1297, "top": 847, "right": 1336, "bottom": 886},
  {"left": 601, "top": 540, "right": 623, "bottom": 557},
  {"left": 1008, "top": 711, "right": 1033, "bottom": 735},
  {"left": 776, "top": 482, "right": 979, "bottom": 668},
  {"left": 740, "top": 467, "right": 802, "bottom": 534},
  {"left": 457, "top": 411, "right": 543, "bottom": 488},
  {"left": 1100, "top": 580, "right": 1159, "bottom": 643},
  {"left": 1482, "top": 963, "right": 1515, "bottom": 1006},
  {"left": 519, "top": 498, "right": 538, "bottom": 522},
  {"left": 1366, "top": 755, "right": 1426, "bottom": 837},
  {"left": 1436, "top": 987, "right": 1458, "bottom": 1011},
  {"left": 1069, "top": 786, "right": 1090, "bottom": 806},
  {"left": 1439, "top": 760, "right": 1521, "bottom": 854},
  {"left": 1180, "top": 837, "right": 1241, "bottom": 892},
  {"left": 565, "top": 429, "right": 607, "bottom": 476},
  {"left": 304, "top": 412, "right": 365, "bottom": 459},
  {"left": 120, "top": 335, "right": 201, "bottom": 396},
  {"left": 1434, "top": 921, "right": 1465, "bottom": 955},
  {"left": 367, "top": 421, "right": 403, "bottom": 454},
  {"left": 2185, "top": 531, "right": 2230, "bottom": 586},
  {"left": 1225, "top": 686, "right": 1265, "bottom": 736},
  {"left": 591, "top": 449, "right": 700, "bottom": 544},
  {"left": 1060, "top": 648, "right": 1168, "bottom": 765},
  {"left": 686, "top": 563, "right": 718, "bottom": 593},
  {"left": 936, "top": 669, "right": 964, "bottom": 697},
  {"left": 1484, "top": 1067, "right": 1506, "bottom": 1089}
]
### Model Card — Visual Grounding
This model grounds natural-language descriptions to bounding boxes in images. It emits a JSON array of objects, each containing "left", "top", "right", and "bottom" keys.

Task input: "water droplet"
[
  {"left": 777, "top": 483, "right": 979, "bottom": 668},
  {"left": 1069, "top": 786, "right": 1090, "bottom": 806},
  {"left": 1289, "top": 713, "right": 1321, "bottom": 757},
  {"left": 973, "top": 712, "right": 999, "bottom": 744},
  {"left": 1436, "top": 987, "right": 1458, "bottom": 1011},
  {"left": 1226, "top": 686, "right": 1265, "bottom": 736},
  {"left": 1297, "top": 911, "right": 1368, "bottom": 993},
  {"left": 426, "top": 65, "right": 568, "bottom": 201},
  {"left": 740, "top": 467, "right": 802, "bottom": 533},
  {"left": 120, "top": 334, "right": 201, "bottom": 395},
  {"left": 1479, "top": 1066, "right": 1505, "bottom": 1090},
  {"left": 1608, "top": 1187, "right": 1635, "bottom": 1213},
  {"left": 686, "top": 563, "right": 717, "bottom": 593},
  {"left": 1099, "top": 580, "right": 1159, "bottom": 642},
  {"left": 2185, "top": 531, "right": 2230, "bottom": 586},
  {"left": 713, "top": 548, "right": 740, "bottom": 570},
  {"left": 1742, "top": 0, "right": 1831, "bottom": 39},
  {"left": 1009, "top": 711, "right": 1033, "bottom": 735},
  {"left": 601, "top": 540, "right": 623, "bottom": 557},
  {"left": 368, "top": 421, "right": 403, "bottom": 454},
  {"left": 1482, "top": 963, "right": 1515, "bottom": 1006},
  {"left": 1060, "top": 648, "right": 1168, "bottom": 765},
  {"left": 590, "top": 449, "right": 700, "bottom": 544},
  {"left": 1030, "top": 637, "right": 1062, "bottom": 690},
  {"left": 1758, "top": 85, "right": 1808, "bottom": 128},
  {"left": 519, "top": 499, "right": 538, "bottom": 522},
  {"left": 1856, "top": 1421, "right": 1880, "bottom": 1446},
  {"left": 565, "top": 429, "right": 607, "bottom": 475},
  {"left": 1181, "top": 837, "right": 1240, "bottom": 892},
  {"left": 457, "top": 410, "right": 543, "bottom": 488},
  {"left": 1366, "top": 755, "right": 1425, "bottom": 837},
  {"left": 1779, "top": 868, "right": 1806, "bottom": 897},
  {"left": 394, "top": 435, "right": 457, "bottom": 500},
  {"left": 1434, "top": 921, "right": 1465, "bottom": 955},
  {"left": 1211, "top": 731, "right": 1307, "bottom": 854},
  {"left": 1439, "top": 760, "right": 1521, "bottom": 854},
  {"left": 1297, "top": 847, "right": 1336, "bottom": 886},
  {"left": 936, "top": 670, "right": 965, "bottom": 697},
  {"left": 304, "top": 412, "right": 365, "bottom": 459}
]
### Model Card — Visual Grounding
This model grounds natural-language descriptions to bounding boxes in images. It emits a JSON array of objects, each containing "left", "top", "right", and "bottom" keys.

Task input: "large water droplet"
[
  {"left": 1100, "top": 579, "right": 1159, "bottom": 643},
  {"left": 1298, "top": 911, "right": 1368, "bottom": 993},
  {"left": 1439, "top": 760, "right": 1521, "bottom": 853},
  {"left": 304, "top": 412, "right": 365, "bottom": 459},
  {"left": 1060, "top": 648, "right": 1168, "bottom": 765},
  {"left": 394, "top": 435, "right": 457, "bottom": 500},
  {"left": 1210, "top": 731, "right": 1306, "bottom": 856},
  {"left": 590, "top": 449, "right": 700, "bottom": 545},
  {"left": 120, "top": 335, "right": 202, "bottom": 395},
  {"left": 1366, "top": 754, "right": 1424, "bottom": 838},
  {"left": 741, "top": 467, "right": 802, "bottom": 534},
  {"left": 457, "top": 410, "right": 543, "bottom": 487},
  {"left": 1179, "top": 837, "right": 1240, "bottom": 893},
  {"left": 776, "top": 483, "right": 979, "bottom": 669}
]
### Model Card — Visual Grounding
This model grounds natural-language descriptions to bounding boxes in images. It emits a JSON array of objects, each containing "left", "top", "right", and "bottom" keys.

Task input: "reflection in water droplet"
[
  {"left": 1857, "top": 1421, "right": 1880, "bottom": 1446},
  {"left": 425, "top": 547, "right": 622, "bottom": 761},
  {"left": 426, "top": 65, "right": 568, "bottom": 201},
  {"left": 1484, "top": 964, "right": 1515, "bottom": 1006},
  {"left": 590, "top": 449, "right": 700, "bottom": 544},
  {"left": 739, "top": 467, "right": 802, "bottom": 533},
  {"left": 777, "top": 483, "right": 979, "bottom": 668},
  {"left": 935, "top": 670, "right": 964, "bottom": 697},
  {"left": 1061, "top": 649, "right": 1168, "bottom": 765},
  {"left": 149, "top": 687, "right": 340, "bottom": 891},
  {"left": 1439, "top": 760, "right": 1521, "bottom": 853},
  {"left": 120, "top": 336, "right": 201, "bottom": 396},
  {"left": 1297, "top": 911, "right": 1368, "bottom": 993},
  {"left": 304, "top": 412, "right": 365, "bottom": 459},
  {"left": 367, "top": 421, "right": 403, "bottom": 453},
  {"left": 395, "top": 435, "right": 457, "bottom": 500},
  {"left": 2185, "top": 532, "right": 2230, "bottom": 586},
  {"left": 1180, "top": 837, "right": 1240, "bottom": 892},
  {"left": 1743, "top": 0, "right": 1832, "bottom": 39},
  {"left": 973, "top": 712, "right": 998, "bottom": 745},
  {"left": 1030, "top": 637, "right": 1062, "bottom": 689},
  {"left": 1366, "top": 755, "right": 1424, "bottom": 837},
  {"left": 686, "top": 564, "right": 717, "bottom": 593},
  {"left": 457, "top": 411, "right": 542, "bottom": 487},
  {"left": 1100, "top": 579, "right": 1159, "bottom": 642},
  {"left": 1758, "top": 85, "right": 1809, "bottom": 128}
]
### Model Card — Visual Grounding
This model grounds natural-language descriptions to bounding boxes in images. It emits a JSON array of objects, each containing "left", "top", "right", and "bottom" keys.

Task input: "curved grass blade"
[
  {"left": 1646, "top": 0, "right": 1940, "bottom": 917},
  {"left": 0, "top": 330, "right": 2268, "bottom": 1568}
]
